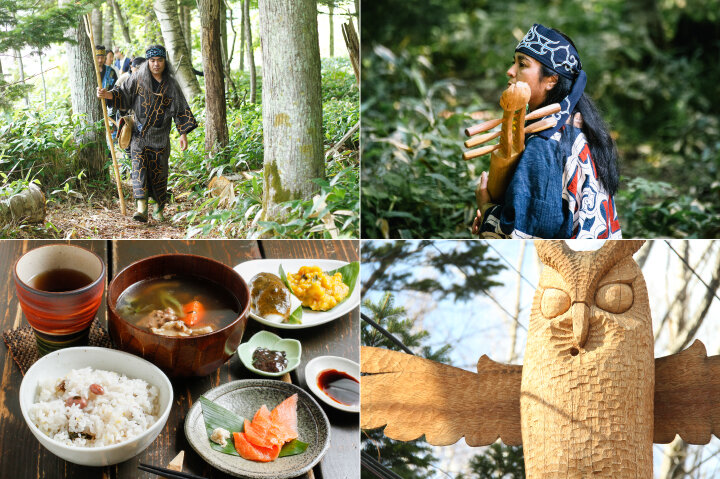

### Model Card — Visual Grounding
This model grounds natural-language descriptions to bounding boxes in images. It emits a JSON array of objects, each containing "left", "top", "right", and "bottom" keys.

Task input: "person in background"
[
  {"left": 96, "top": 45, "right": 118, "bottom": 102},
  {"left": 105, "top": 50, "right": 119, "bottom": 76},
  {"left": 116, "top": 56, "right": 145, "bottom": 87},
  {"left": 115, "top": 47, "right": 132, "bottom": 74}
]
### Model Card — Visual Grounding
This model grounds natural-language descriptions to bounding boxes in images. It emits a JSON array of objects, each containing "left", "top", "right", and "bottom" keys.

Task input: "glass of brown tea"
[{"left": 13, "top": 244, "right": 106, "bottom": 356}]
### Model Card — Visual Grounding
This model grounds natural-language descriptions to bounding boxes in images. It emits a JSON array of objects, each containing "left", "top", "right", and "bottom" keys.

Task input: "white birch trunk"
[
  {"left": 153, "top": 0, "right": 202, "bottom": 100},
  {"left": 103, "top": 1, "right": 114, "bottom": 50}
]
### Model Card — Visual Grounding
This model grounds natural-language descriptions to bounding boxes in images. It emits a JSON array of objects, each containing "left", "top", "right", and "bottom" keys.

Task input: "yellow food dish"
[{"left": 287, "top": 266, "right": 349, "bottom": 311}]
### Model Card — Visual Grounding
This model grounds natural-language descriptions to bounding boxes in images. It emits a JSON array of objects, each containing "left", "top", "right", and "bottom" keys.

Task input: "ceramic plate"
[
  {"left": 234, "top": 259, "right": 360, "bottom": 329},
  {"left": 237, "top": 331, "right": 302, "bottom": 377},
  {"left": 185, "top": 380, "right": 330, "bottom": 479},
  {"left": 304, "top": 356, "right": 360, "bottom": 413}
]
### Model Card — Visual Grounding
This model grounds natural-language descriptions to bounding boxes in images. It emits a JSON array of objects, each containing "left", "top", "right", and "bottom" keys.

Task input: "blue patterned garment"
[{"left": 480, "top": 126, "right": 622, "bottom": 239}]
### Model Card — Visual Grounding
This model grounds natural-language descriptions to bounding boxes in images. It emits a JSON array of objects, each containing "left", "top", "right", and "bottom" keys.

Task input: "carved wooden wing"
[
  {"left": 361, "top": 346, "right": 523, "bottom": 446},
  {"left": 654, "top": 340, "right": 720, "bottom": 444}
]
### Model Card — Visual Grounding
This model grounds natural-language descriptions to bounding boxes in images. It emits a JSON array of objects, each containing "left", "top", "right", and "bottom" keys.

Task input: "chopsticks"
[{"left": 138, "top": 462, "right": 208, "bottom": 479}]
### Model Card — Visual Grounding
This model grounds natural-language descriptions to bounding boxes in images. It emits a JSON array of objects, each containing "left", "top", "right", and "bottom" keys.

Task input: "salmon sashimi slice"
[
  {"left": 269, "top": 393, "right": 298, "bottom": 443},
  {"left": 233, "top": 432, "right": 281, "bottom": 462},
  {"left": 244, "top": 406, "right": 282, "bottom": 447}
]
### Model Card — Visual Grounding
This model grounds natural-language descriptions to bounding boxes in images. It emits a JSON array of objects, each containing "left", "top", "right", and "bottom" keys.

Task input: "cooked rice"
[{"left": 28, "top": 367, "right": 159, "bottom": 447}]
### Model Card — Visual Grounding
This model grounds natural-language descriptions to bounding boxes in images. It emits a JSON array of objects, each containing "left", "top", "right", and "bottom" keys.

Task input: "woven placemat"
[{"left": 2, "top": 320, "right": 114, "bottom": 375}]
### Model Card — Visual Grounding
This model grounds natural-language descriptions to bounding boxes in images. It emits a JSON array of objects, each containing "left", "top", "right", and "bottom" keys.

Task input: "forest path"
[{"left": 46, "top": 200, "right": 189, "bottom": 239}]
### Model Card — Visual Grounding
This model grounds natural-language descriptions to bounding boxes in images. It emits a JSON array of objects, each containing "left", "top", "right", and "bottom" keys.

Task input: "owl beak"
[{"left": 572, "top": 302, "right": 590, "bottom": 349}]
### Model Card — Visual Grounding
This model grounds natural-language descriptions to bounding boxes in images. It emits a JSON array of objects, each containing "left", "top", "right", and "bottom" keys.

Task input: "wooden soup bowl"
[{"left": 107, "top": 254, "right": 250, "bottom": 377}]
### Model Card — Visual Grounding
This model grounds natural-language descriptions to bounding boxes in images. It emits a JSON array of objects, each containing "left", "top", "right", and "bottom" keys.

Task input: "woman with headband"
[
  {"left": 96, "top": 45, "right": 198, "bottom": 223},
  {"left": 472, "top": 24, "right": 621, "bottom": 239}
]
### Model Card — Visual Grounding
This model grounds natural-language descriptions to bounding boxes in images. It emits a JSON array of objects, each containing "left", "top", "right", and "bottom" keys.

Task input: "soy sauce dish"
[{"left": 304, "top": 356, "right": 359, "bottom": 413}]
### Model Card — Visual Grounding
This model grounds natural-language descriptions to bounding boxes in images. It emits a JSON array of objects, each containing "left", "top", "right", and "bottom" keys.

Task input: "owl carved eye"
[
  {"left": 595, "top": 283, "right": 633, "bottom": 313},
  {"left": 541, "top": 288, "right": 571, "bottom": 318}
]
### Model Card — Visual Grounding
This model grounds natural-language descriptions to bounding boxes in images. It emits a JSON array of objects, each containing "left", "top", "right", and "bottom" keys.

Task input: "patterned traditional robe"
[
  {"left": 480, "top": 125, "right": 622, "bottom": 239},
  {"left": 107, "top": 75, "right": 197, "bottom": 205}
]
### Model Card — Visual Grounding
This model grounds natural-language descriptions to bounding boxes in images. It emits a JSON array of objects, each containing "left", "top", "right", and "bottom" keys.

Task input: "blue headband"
[
  {"left": 516, "top": 24, "right": 586, "bottom": 139},
  {"left": 145, "top": 46, "right": 166, "bottom": 59}
]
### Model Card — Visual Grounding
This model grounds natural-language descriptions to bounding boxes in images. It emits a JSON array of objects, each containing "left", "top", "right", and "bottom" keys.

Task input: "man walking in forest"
[{"left": 96, "top": 45, "right": 197, "bottom": 223}]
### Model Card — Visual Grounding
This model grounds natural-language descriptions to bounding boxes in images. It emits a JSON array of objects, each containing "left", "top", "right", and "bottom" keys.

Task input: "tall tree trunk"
[
  {"left": 179, "top": 3, "right": 192, "bottom": 63},
  {"left": 62, "top": 3, "right": 105, "bottom": 176},
  {"left": 238, "top": 0, "right": 245, "bottom": 71},
  {"left": 38, "top": 52, "right": 48, "bottom": 108},
  {"left": 199, "top": 0, "right": 228, "bottom": 155},
  {"left": 259, "top": 0, "right": 323, "bottom": 219},
  {"left": 91, "top": 8, "right": 103, "bottom": 46},
  {"left": 220, "top": 3, "right": 227, "bottom": 72},
  {"left": 111, "top": 0, "right": 132, "bottom": 45},
  {"left": 244, "top": 0, "right": 256, "bottom": 103},
  {"left": 153, "top": 0, "right": 202, "bottom": 100},
  {"left": 14, "top": 49, "right": 29, "bottom": 106},
  {"left": 328, "top": 1, "right": 334, "bottom": 57},
  {"left": 354, "top": 0, "right": 359, "bottom": 18},
  {"left": 103, "top": 1, "right": 114, "bottom": 50}
]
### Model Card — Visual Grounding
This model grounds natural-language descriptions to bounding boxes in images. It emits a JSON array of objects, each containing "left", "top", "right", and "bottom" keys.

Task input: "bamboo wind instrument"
[
  {"left": 463, "top": 82, "right": 561, "bottom": 202},
  {"left": 83, "top": 14, "right": 126, "bottom": 216}
]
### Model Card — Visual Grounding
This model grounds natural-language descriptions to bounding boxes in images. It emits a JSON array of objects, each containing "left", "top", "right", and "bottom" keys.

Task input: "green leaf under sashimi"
[{"left": 199, "top": 396, "right": 308, "bottom": 458}]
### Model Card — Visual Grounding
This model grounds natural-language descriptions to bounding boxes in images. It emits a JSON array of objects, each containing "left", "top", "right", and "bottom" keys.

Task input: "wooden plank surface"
[
  {"left": 0, "top": 239, "right": 359, "bottom": 479},
  {"left": 260, "top": 240, "right": 360, "bottom": 479},
  {"left": 0, "top": 240, "right": 108, "bottom": 479}
]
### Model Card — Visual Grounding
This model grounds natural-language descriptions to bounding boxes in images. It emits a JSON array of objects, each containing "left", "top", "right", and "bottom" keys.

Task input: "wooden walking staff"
[
  {"left": 462, "top": 81, "right": 561, "bottom": 203},
  {"left": 83, "top": 14, "right": 127, "bottom": 216}
]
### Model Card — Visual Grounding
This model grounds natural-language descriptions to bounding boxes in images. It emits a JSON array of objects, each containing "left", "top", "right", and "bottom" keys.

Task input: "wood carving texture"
[
  {"left": 654, "top": 339, "right": 720, "bottom": 444},
  {"left": 361, "top": 240, "right": 720, "bottom": 478},
  {"left": 524, "top": 241, "right": 652, "bottom": 478},
  {"left": 361, "top": 346, "right": 522, "bottom": 446}
]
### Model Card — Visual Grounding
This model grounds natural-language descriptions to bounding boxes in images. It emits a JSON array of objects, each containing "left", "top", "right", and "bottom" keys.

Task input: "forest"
[
  {"left": 0, "top": 0, "right": 359, "bottom": 239},
  {"left": 360, "top": 0, "right": 720, "bottom": 239}
]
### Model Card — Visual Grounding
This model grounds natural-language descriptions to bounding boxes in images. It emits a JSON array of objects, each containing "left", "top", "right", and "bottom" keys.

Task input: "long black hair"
[
  {"left": 536, "top": 31, "right": 620, "bottom": 197},
  {"left": 136, "top": 45, "right": 179, "bottom": 96}
]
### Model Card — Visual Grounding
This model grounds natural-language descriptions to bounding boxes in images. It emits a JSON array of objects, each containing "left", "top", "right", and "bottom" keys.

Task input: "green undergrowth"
[{"left": 1, "top": 58, "right": 359, "bottom": 238}]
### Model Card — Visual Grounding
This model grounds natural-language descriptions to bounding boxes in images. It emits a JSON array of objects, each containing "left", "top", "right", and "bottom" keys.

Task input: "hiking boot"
[
  {"left": 133, "top": 210, "right": 148, "bottom": 222},
  {"left": 152, "top": 203, "right": 165, "bottom": 222},
  {"left": 133, "top": 199, "right": 148, "bottom": 222}
]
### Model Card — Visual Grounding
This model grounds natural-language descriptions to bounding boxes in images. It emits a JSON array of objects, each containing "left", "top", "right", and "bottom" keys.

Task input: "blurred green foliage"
[{"left": 361, "top": 0, "right": 720, "bottom": 238}]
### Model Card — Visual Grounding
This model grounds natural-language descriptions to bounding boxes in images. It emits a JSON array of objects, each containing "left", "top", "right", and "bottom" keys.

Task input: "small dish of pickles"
[
  {"left": 234, "top": 259, "right": 360, "bottom": 329},
  {"left": 237, "top": 331, "right": 302, "bottom": 377}
]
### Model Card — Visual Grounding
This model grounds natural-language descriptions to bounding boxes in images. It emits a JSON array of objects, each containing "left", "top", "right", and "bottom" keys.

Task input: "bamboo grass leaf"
[{"left": 199, "top": 396, "right": 308, "bottom": 458}]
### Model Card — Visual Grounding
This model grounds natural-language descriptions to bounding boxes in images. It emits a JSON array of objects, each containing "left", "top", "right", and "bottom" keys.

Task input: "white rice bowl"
[
  {"left": 29, "top": 367, "right": 159, "bottom": 447},
  {"left": 19, "top": 347, "right": 173, "bottom": 466}
]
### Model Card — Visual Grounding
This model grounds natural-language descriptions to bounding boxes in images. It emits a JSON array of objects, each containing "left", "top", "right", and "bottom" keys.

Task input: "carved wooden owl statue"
[
  {"left": 362, "top": 240, "right": 720, "bottom": 479},
  {"left": 522, "top": 240, "right": 653, "bottom": 477}
]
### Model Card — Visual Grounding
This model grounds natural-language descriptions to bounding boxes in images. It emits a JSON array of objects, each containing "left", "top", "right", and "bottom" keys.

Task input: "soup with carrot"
[{"left": 116, "top": 275, "right": 240, "bottom": 337}]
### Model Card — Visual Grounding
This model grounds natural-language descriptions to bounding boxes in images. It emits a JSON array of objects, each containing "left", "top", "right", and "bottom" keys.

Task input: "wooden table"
[{"left": 0, "top": 240, "right": 359, "bottom": 479}]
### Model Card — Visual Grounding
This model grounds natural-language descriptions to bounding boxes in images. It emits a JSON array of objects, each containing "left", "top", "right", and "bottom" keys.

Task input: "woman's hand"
[
  {"left": 471, "top": 171, "right": 491, "bottom": 235},
  {"left": 96, "top": 88, "right": 112, "bottom": 100},
  {"left": 179, "top": 133, "right": 188, "bottom": 151}
]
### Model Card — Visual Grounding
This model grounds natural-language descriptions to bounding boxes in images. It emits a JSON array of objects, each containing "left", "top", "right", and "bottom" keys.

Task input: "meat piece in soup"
[{"left": 117, "top": 275, "right": 239, "bottom": 336}]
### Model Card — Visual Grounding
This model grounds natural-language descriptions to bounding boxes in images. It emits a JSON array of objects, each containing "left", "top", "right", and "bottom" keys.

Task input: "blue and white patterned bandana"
[
  {"left": 145, "top": 46, "right": 167, "bottom": 59},
  {"left": 516, "top": 24, "right": 587, "bottom": 139}
]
